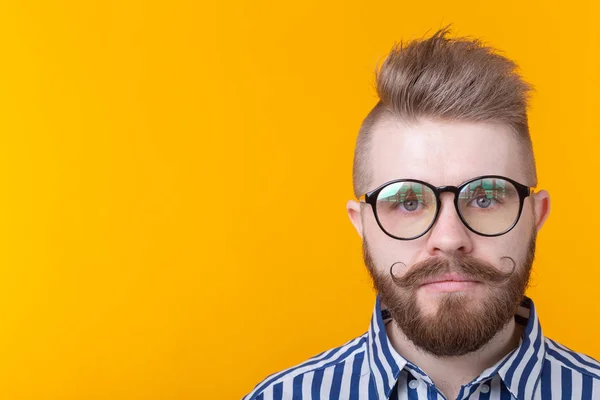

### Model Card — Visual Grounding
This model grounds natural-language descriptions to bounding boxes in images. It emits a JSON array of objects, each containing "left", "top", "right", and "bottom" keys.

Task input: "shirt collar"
[{"left": 366, "top": 294, "right": 547, "bottom": 399}]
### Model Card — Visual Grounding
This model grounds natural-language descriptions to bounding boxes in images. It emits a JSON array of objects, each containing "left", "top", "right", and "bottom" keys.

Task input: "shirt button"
[
  {"left": 480, "top": 384, "right": 490, "bottom": 394},
  {"left": 408, "top": 380, "right": 419, "bottom": 389}
]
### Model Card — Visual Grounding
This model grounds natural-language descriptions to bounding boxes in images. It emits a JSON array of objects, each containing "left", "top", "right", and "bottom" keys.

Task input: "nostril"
[{"left": 432, "top": 245, "right": 468, "bottom": 253}]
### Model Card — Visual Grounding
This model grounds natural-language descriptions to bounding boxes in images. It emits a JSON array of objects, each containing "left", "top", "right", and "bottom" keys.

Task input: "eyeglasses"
[{"left": 358, "top": 175, "right": 535, "bottom": 240}]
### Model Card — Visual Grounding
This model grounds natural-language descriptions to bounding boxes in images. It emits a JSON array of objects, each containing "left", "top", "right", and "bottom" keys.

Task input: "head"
[{"left": 346, "top": 28, "right": 551, "bottom": 357}]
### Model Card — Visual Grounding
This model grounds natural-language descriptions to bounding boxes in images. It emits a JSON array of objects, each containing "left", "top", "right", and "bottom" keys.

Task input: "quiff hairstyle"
[{"left": 352, "top": 28, "right": 536, "bottom": 198}]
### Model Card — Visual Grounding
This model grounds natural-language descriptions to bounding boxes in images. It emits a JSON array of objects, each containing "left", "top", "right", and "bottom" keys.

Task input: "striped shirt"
[{"left": 242, "top": 295, "right": 600, "bottom": 399}]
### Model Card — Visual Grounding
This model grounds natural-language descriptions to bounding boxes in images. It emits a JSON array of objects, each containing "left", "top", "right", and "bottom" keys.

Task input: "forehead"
[{"left": 368, "top": 117, "right": 528, "bottom": 190}]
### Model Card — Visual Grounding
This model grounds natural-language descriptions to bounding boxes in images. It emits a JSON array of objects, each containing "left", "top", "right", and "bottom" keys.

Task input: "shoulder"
[
  {"left": 241, "top": 332, "right": 369, "bottom": 400},
  {"left": 544, "top": 336, "right": 600, "bottom": 380}
]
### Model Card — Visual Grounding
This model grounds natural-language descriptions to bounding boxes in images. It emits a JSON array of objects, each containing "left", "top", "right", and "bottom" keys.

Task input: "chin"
[{"left": 417, "top": 289, "right": 485, "bottom": 314}]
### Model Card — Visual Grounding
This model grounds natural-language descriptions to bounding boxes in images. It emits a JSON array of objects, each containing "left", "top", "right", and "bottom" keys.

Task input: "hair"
[{"left": 352, "top": 27, "right": 536, "bottom": 198}]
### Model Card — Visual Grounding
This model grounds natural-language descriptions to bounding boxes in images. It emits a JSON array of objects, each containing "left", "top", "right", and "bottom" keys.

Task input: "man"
[{"left": 242, "top": 28, "right": 600, "bottom": 399}]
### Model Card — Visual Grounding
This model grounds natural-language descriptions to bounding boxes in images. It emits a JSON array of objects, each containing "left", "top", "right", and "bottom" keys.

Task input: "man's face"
[{"left": 347, "top": 117, "right": 550, "bottom": 357}]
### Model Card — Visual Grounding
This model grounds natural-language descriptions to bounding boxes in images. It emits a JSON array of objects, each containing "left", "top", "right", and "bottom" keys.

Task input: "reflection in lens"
[
  {"left": 458, "top": 178, "right": 520, "bottom": 235},
  {"left": 376, "top": 182, "right": 437, "bottom": 239}
]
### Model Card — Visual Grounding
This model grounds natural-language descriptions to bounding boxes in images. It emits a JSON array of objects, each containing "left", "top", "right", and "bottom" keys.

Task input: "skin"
[{"left": 346, "top": 117, "right": 550, "bottom": 399}]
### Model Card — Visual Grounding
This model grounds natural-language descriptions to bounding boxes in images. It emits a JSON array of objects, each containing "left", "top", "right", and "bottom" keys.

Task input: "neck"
[{"left": 385, "top": 317, "right": 523, "bottom": 399}]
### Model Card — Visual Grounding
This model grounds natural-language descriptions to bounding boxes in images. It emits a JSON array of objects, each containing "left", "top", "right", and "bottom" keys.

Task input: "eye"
[
  {"left": 468, "top": 196, "right": 496, "bottom": 209},
  {"left": 403, "top": 198, "right": 419, "bottom": 211}
]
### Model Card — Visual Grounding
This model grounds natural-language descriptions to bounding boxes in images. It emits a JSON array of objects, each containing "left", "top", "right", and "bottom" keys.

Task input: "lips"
[{"left": 420, "top": 273, "right": 480, "bottom": 286}]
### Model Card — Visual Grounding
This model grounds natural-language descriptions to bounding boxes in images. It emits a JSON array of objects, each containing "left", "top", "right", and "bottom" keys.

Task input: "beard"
[{"left": 363, "top": 228, "right": 537, "bottom": 357}]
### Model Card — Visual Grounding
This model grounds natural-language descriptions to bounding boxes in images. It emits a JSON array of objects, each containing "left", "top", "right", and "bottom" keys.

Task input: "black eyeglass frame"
[{"left": 358, "top": 175, "right": 535, "bottom": 240}]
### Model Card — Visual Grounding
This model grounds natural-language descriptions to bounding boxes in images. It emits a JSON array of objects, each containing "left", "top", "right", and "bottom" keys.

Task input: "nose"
[{"left": 425, "top": 193, "right": 473, "bottom": 256}]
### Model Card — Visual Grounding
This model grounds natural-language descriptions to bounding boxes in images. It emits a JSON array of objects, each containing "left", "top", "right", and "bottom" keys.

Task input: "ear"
[
  {"left": 346, "top": 200, "right": 364, "bottom": 239},
  {"left": 532, "top": 189, "right": 550, "bottom": 231}
]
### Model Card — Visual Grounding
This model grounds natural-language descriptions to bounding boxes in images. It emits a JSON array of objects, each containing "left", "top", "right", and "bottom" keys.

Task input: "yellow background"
[{"left": 0, "top": 0, "right": 598, "bottom": 398}]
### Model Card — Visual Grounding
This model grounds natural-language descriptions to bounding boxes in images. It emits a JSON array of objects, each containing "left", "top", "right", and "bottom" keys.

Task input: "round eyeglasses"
[{"left": 358, "top": 175, "right": 535, "bottom": 240}]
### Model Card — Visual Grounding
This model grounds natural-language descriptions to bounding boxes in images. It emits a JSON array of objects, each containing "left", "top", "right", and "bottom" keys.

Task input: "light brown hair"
[{"left": 352, "top": 28, "right": 536, "bottom": 198}]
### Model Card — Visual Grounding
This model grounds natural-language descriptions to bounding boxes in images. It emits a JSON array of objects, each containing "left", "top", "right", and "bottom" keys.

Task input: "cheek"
[
  {"left": 363, "top": 214, "right": 423, "bottom": 272},
  {"left": 510, "top": 205, "right": 537, "bottom": 258},
  {"left": 472, "top": 238, "right": 517, "bottom": 270},
  {"left": 472, "top": 200, "right": 537, "bottom": 260},
  {"left": 472, "top": 224, "right": 534, "bottom": 269}
]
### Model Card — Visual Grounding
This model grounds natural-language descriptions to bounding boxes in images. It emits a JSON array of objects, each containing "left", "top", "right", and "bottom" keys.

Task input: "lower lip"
[{"left": 420, "top": 281, "right": 480, "bottom": 292}]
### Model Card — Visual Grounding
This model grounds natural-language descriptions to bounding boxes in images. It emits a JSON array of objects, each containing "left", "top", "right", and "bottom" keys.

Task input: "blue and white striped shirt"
[{"left": 243, "top": 295, "right": 600, "bottom": 399}]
